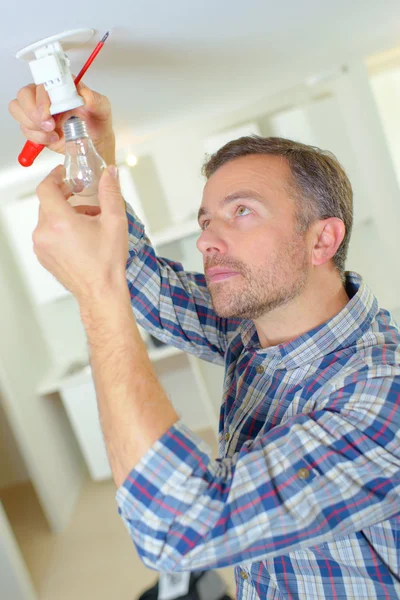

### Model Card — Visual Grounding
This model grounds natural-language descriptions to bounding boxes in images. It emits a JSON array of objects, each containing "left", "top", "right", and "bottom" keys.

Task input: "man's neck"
[{"left": 254, "top": 273, "right": 350, "bottom": 349}]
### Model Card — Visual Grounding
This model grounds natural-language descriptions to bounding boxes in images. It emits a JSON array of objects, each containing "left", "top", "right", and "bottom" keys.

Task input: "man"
[{"left": 9, "top": 83, "right": 400, "bottom": 599}]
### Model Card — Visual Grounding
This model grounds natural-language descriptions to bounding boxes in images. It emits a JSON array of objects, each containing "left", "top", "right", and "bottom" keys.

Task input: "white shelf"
[
  {"left": 148, "top": 344, "right": 184, "bottom": 362},
  {"left": 37, "top": 344, "right": 184, "bottom": 396},
  {"left": 152, "top": 218, "right": 200, "bottom": 247},
  {"left": 1, "top": 195, "right": 71, "bottom": 306}
]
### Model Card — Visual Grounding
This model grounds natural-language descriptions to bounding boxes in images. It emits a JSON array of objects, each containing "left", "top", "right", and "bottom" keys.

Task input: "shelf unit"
[
  {"left": 58, "top": 349, "right": 220, "bottom": 481},
  {"left": 152, "top": 218, "right": 201, "bottom": 247}
]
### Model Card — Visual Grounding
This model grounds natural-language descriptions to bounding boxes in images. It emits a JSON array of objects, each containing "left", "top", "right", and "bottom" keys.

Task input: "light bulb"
[{"left": 63, "top": 116, "right": 106, "bottom": 207}]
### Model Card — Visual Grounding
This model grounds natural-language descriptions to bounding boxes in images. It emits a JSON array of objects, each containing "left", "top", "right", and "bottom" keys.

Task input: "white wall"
[
  {"left": 370, "top": 66, "right": 400, "bottom": 189},
  {"left": 35, "top": 294, "right": 88, "bottom": 369},
  {"left": 0, "top": 200, "right": 87, "bottom": 532},
  {"left": 0, "top": 398, "right": 29, "bottom": 490}
]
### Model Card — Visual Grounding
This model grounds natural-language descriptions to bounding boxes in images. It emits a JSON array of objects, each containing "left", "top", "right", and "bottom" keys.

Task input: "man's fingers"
[
  {"left": 98, "top": 166, "right": 126, "bottom": 218},
  {"left": 8, "top": 98, "right": 37, "bottom": 130},
  {"left": 35, "top": 84, "right": 52, "bottom": 121},
  {"left": 76, "top": 80, "right": 112, "bottom": 122},
  {"left": 36, "top": 165, "right": 74, "bottom": 216},
  {"left": 20, "top": 124, "right": 59, "bottom": 146},
  {"left": 10, "top": 87, "right": 56, "bottom": 136},
  {"left": 49, "top": 203, "right": 101, "bottom": 217},
  {"left": 51, "top": 165, "right": 75, "bottom": 199},
  {"left": 73, "top": 205, "right": 102, "bottom": 216},
  {"left": 15, "top": 84, "right": 39, "bottom": 125}
]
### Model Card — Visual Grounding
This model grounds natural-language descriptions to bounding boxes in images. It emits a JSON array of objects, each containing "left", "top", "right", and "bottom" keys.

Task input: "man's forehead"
[{"left": 202, "top": 153, "right": 291, "bottom": 203}]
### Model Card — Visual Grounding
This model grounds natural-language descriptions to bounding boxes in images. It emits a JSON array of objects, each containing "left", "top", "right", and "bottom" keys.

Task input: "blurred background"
[{"left": 0, "top": 2, "right": 399, "bottom": 599}]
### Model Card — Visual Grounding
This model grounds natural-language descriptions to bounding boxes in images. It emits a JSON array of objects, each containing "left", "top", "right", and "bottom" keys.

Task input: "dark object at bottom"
[
  {"left": 137, "top": 570, "right": 232, "bottom": 600},
  {"left": 149, "top": 334, "right": 167, "bottom": 348}
]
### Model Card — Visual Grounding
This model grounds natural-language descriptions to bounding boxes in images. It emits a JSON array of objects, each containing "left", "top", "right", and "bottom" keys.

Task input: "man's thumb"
[
  {"left": 98, "top": 166, "right": 124, "bottom": 214},
  {"left": 76, "top": 80, "right": 111, "bottom": 121}
]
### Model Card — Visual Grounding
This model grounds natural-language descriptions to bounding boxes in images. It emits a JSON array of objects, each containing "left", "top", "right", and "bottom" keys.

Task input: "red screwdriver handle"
[
  {"left": 18, "top": 140, "right": 46, "bottom": 167},
  {"left": 18, "top": 111, "right": 61, "bottom": 167}
]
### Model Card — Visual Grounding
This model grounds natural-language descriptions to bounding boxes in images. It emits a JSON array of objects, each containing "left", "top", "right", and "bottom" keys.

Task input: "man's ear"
[{"left": 311, "top": 218, "right": 346, "bottom": 267}]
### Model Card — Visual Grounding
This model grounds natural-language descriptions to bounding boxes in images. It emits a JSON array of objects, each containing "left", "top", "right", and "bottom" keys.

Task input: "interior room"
[{"left": 1, "top": 2, "right": 399, "bottom": 599}]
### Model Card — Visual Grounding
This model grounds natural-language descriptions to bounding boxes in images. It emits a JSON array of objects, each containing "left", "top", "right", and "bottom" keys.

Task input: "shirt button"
[
  {"left": 297, "top": 467, "right": 310, "bottom": 480},
  {"left": 240, "top": 571, "right": 248, "bottom": 580},
  {"left": 225, "top": 432, "right": 230, "bottom": 442},
  {"left": 256, "top": 365, "right": 265, "bottom": 374}
]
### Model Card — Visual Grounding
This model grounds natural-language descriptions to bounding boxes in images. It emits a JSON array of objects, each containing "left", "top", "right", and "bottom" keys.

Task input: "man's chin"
[
  {"left": 210, "top": 295, "right": 230, "bottom": 317},
  {"left": 210, "top": 291, "right": 272, "bottom": 320},
  {"left": 213, "top": 306, "right": 233, "bottom": 318},
  {"left": 210, "top": 296, "right": 244, "bottom": 319},
  {"left": 208, "top": 283, "right": 249, "bottom": 318}
]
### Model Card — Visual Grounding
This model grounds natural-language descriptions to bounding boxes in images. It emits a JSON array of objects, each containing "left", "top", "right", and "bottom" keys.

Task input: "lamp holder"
[{"left": 16, "top": 28, "right": 94, "bottom": 115}]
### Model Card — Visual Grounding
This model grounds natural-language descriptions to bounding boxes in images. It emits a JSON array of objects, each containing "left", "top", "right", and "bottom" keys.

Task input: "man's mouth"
[{"left": 206, "top": 267, "right": 240, "bottom": 282}]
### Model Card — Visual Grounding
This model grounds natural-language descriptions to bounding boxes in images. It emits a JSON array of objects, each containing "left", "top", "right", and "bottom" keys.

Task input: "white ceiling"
[{"left": 2, "top": 0, "right": 400, "bottom": 170}]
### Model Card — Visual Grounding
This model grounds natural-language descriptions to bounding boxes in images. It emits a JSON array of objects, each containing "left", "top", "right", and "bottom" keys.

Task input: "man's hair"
[{"left": 202, "top": 136, "right": 353, "bottom": 277}]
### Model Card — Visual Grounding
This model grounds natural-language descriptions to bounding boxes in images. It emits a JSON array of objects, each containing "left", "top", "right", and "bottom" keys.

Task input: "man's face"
[{"left": 196, "top": 154, "right": 311, "bottom": 320}]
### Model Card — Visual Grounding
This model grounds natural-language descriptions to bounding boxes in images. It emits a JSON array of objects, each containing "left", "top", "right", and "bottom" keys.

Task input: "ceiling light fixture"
[{"left": 126, "top": 154, "right": 138, "bottom": 167}]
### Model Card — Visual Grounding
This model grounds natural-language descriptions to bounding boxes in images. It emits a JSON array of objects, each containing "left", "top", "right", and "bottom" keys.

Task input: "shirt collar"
[{"left": 238, "top": 272, "right": 379, "bottom": 369}]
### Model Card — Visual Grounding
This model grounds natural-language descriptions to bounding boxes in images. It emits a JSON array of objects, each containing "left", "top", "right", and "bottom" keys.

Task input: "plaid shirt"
[{"left": 116, "top": 204, "right": 400, "bottom": 599}]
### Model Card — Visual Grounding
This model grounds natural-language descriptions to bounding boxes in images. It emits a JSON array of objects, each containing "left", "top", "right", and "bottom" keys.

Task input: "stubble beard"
[{"left": 206, "top": 235, "right": 309, "bottom": 320}]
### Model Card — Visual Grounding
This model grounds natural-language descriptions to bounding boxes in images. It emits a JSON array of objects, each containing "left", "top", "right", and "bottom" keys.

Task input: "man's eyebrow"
[{"left": 197, "top": 190, "right": 265, "bottom": 223}]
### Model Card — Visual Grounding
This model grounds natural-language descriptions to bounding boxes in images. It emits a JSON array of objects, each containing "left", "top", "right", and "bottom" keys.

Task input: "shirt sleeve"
[
  {"left": 124, "top": 202, "right": 240, "bottom": 365},
  {"left": 115, "top": 372, "right": 400, "bottom": 571}
]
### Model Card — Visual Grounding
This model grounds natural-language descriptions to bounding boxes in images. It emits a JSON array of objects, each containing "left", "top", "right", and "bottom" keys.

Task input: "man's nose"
[{"left": 196, "top": 221, "right": 229, "bottom": 255}]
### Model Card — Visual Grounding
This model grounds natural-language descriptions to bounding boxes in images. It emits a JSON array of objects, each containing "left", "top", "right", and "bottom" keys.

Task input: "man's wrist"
[{"left": 78, "top": 278, "right": 131, "bottom": 332}]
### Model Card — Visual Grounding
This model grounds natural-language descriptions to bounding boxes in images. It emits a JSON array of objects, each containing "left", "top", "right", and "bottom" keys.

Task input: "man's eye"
[
  {"left": 237, "top": 206, "right": 251, "bottom": 217},
  {"left": 201, "top": 220, "right": 210, "bottom": 230}
]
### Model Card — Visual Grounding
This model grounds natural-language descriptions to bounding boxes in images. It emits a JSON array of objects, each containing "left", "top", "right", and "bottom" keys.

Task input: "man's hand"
[
  {"left": 33, "top": 164, "right": 129, "bottom": 306},
  {"left": 8, "top": 80, "right": 115, "bottom": 164},
  {"left": 35, "top": 166, "right": 179, "bottom": 488}
]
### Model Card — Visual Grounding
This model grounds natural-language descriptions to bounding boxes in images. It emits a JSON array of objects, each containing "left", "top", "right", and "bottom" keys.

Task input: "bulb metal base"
[{"left": 63, "top": 116, "right": 89, "bottom": 142}]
